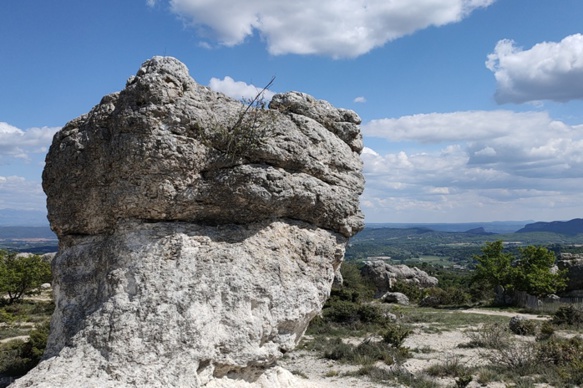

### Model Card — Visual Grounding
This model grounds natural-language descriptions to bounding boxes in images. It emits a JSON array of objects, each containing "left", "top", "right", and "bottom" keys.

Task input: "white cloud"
[
  {"left": 486, "top": 34, "right": 583, "bottom": 103},
  {"left": 363, "top": 110, "right": 549, "bottom": 142},
  {"left": 361, "top": 110, "right": 583, "bottom": 222},
  {"left": 353, "top": 96, "right": 366, "bottom": 103},
  {"left": 156, "top": 0, "right": 495, "bottom": 58},
  {"left": 208, "top": 76, "right": 275, "bottom": 101},
  {"left": 0, "top": 176, "right": 46, "bottom": 210},
  {"left": 0, "top": 122, "right": 59, "bottom": 162}
]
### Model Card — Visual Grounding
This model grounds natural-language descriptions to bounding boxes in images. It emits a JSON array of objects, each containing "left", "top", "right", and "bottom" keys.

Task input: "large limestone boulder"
[
  {"left": 13, "top": 57, "right": 364, "bottom": 387},
  {"left": 360, "top": 261, "right": 438, "bottom": 298},
  {"left": 557, "top": 253, "right": 583, "bottom": 295}
]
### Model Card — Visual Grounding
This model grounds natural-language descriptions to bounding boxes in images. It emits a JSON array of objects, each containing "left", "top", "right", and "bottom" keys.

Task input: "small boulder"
[{"left": 382, "top": 292, "right": 410, "bottom": 306}]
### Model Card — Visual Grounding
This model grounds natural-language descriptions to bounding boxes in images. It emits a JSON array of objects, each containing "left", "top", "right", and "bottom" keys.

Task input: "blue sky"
[{"left": 1, "top": 0, "right": 583, "bottom": 223}]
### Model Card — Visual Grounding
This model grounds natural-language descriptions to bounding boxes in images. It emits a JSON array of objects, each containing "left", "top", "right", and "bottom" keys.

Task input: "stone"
[
  {"left": 557, "top": 253, "right": 583, "bottom": 293},
  {"left": 42, "top": 57, "right": 363, "bottom": 239},
  {"left": 360, "top": 261, "right": 438, "bottom": 298},
  {"left": 13, "top": 57, "right": 364, "bottom": 387},
  {"left": 381, "top": 292, "right": 410, "bottom": 306},
  {"left": 508, "top": 315, "right": 536, "bottom": 336}
]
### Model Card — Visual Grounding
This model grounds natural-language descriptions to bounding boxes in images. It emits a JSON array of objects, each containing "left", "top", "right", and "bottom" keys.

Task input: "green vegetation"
[
  {"left": 198, "top": 77, "right": 275, "bottom": 161},
  {"left": 346, "top": 226, "right": 583, "bottom": 268},
  {"left": 300, "top": 255, "right": 583, "bottom": 387},
  {"left": 0, "top": 321, "right": 50, "bottom": 377},
  {"left": 551, "top": 304, "right": 583, "bottom": 328},
  {"left": 0, "top": 299, "right": 53, "bottom": 377},
  {"left": 464, "top": 322, "right": 583, "bottom": 386},
  {"left": 473, "top": 241, "right": 567, "bottom": 299},
  {"left": 0, "top": 251, "right": 53, "bottom": 378},
  {"left": 0, "top": 252, "right": 51, "bottom": 305}
]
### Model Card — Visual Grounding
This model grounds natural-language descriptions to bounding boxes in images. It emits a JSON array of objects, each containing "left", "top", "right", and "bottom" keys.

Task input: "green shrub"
[
  {"left": 0, "top": 320, "right": 49, "bottom": 376},
  {"left": 381, "top": 323, "right": 411, "bottom": 348},
  {"left": 336, "top": 262, "right": 376, "bottom": 301},
  {"left": 322, "top": 338, "right": 394, "bottom": 366},
  {"left": 322, "top": 300, "right": 360, "bottom": 324},
  {"left": 391, "top": 281, "right": 424, "bottom": 303},
  {"left": 419, "top": 287, "right": 470, "bottom": 307},
  {"left": 463, "top": 322, "right": 511, "bottom": 349},
  {"left": 551, "top": 305, "right": 583, "bottom": 328},
  {"left": 537, "top": 336, "right": 583, "bottom": 366},
  {"left": 425, "top": 355, "right": 469, "bottom": 378},
  {"left": 537, "top": 321, "right": 555, "bottom": 341},
  {"left": 322, "top": 299, "right": 388, "bottom": 328}
]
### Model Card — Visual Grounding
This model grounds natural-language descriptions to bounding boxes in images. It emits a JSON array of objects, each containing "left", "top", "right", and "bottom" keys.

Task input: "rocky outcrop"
[
  {"left": 381, "top": 292, "right": 410, "bottom": 306},
  {"left": 360, "top": 261, "right": 438, "bottom": 298},
  {"left": 13, "top": 57, "right": 364, "bottom": 387},
  {"left": 557, "top": 253, "right": 583, "bottom": 295}
]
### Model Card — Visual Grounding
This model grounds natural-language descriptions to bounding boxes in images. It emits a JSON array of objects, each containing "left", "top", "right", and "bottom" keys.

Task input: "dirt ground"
[{"left": 278, "top": 308, "right": 550, "bottom": 388}]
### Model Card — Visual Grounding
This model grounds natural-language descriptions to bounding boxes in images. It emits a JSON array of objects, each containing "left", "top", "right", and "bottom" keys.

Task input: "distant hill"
[
  {"left": 516, "top": 218, "right": 583, "bottom": 236},
  {"left": 464, "top": 227, "right": 494, "bottom": 235},
  {"left": 366, "top": 221, "right": 532, "bottom": 234}
]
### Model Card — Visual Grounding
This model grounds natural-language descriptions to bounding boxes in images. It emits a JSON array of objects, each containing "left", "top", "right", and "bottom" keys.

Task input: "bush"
[
  {"left": 0, "top": 320, "right": 49, "bottom": 376},
  {"left": 381, "top": 323, "right": 411, "bottom": 349},
  {"left": 537, "top": 321, "right": 555, "bottom": 341},
  {"left": 425, "top": 355, "right": 469, "bottom": 378},
  {"left": 322, "top": 338, "right": 394, "bottom": 366},
  {"left": 419, "top": 287, "right": 470, "bottom": 307},
  {"left": 551, "top": 305, "right": 583, "bottom": 328},
  {"left": 391, "top": 281, "right": 424, "bottom": 303},
  {"left": 322, "top": 299, "right": 388, "bottom": 327},
  {"left": 322, "top": 300, "right": 360, "bottom": 324},
  {"left": 463, "top": 322, "right": 511, "bottom": 349},
  {"left": 537, "top": 336, "right": 583, "bottom": 366},
  {"left": 508, "top": 316, "right": 537, "bottom": 336}
]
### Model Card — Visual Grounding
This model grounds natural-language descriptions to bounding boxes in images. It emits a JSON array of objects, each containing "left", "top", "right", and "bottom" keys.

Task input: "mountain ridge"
[{"left": 516, "top": 218, "right": 583, "bottom": 236}]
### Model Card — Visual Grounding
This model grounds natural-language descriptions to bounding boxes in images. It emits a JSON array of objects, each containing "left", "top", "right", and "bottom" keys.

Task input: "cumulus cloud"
[
  {"left": 0, "top": 122, "right": 59, "bottom": 163},
  {"left": 363, "top": 111, "right": 549, "bottom": 142},
  {"left": 153, "top": 0, "right": 495, "bottom": 58},
  {"left": 208, "top": 76, "right": 275, "bottom": 101},
  {"left": 361, "top": 110, "right": 583, "bottom": 222},
  {"left": 0, "top": 176, "right": 46, "bottom": 210},
  {"left": 354, "top": 96, "right": 366, "bottom": 103},
  {"left": 486, "top": 34, "right": 583, "bottom": 103}
]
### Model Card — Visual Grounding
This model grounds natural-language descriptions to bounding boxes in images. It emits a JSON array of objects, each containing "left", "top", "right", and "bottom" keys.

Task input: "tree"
[
  {"left": 473, "top": 241, "right": 514, "bottom": 293},
  {"left": 513, "top": 245, "right": 567, "bottom": 297},
  {"left": 0, "top": 251, "right": 52, "bottom": 304},
  {"left": 472, "top": 241, "right": 567, "bottom": 301}
]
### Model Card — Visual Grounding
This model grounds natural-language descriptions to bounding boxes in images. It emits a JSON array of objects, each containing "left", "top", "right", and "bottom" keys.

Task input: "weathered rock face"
[
  {"left": 557, "top": 253, "right": 583, "bottom": 295},
  {"left": 43, "top": 57, "right": 363, "bottom": 239},
  {"left": 360, "top": 261, "right": 438, "bottom": 298},
  {"left": 14, "top": 57, "right": 364, "bottom": 387}
]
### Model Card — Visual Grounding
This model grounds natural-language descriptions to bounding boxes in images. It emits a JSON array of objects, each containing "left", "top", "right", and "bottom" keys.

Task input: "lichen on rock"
[{"left": 13, "top": 56, "right": 364, "bottom": 387}]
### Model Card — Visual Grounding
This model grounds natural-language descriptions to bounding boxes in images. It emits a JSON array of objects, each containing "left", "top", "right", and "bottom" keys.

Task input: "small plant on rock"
[{"left": 198, "top": 77, "right": 276, "bottom": 162}]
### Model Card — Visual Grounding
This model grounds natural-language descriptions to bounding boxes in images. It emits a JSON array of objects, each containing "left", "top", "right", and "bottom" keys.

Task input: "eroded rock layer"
[{"left": 13, "top": 57, "right": 364, "bottom": 387}]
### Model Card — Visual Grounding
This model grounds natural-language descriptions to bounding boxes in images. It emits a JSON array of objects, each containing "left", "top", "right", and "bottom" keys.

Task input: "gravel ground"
[{"left": 278, "top": 308, "right": 551, "bottom": 388}]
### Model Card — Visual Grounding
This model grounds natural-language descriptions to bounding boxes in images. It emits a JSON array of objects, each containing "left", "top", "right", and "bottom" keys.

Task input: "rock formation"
[
  {"left": 557, "top": 253, "right": 583, "bottom": 297},
  {"left": 13, "top": 57, "right": 364, "bottom": 387},
  {"left": 360, "top": 261, "right": 438, "bottom": 298}
]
